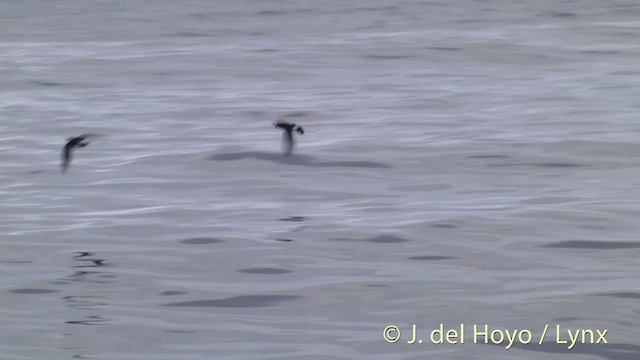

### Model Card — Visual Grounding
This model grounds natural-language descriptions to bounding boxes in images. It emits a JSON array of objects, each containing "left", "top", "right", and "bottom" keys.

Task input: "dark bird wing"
[
  {"left": 66, "top": 137, "right": 82, "bottom": 147},
  {"left": 66, "top": 134, "right": 98, "bottom": 148},
  {"left": 75, "top": 134, "right": 100, "bottom": 144},
  {"left": 275, "top": 121, "right": 295, "bottom": 131}
]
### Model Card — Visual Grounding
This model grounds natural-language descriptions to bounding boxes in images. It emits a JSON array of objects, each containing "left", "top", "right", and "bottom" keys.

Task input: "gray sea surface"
[{"left": 1, "top": 0, "right": 640, "bottom": 359}]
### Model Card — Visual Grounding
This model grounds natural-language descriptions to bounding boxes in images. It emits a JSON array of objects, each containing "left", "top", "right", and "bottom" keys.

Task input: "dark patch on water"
[
  {"left": 238, "top": 268, "right": 291, "bottom": 275},
  {"left": 254, "top": 48, "right": 279, "bottom": 53},
  {"left": 546, "top": 11, "right": 577, "bottom": 18},
  {"left": 66, "top": 316, "right": 109, "bottom": 326},
  {"left": 466, "top": 154, "right": 509, "bottom": 159},
  {"left": 160, "top": 290, "right": 187, "bottom": 296},
  {"left": 10, "top": 288, "right": 60, "bottom": 294},
  {"left": 27, "top": 170, "right": 45, "bottom": 175},
  {"left": 542, "top": 240, "right": 640, "bottom": 249},
  {"left": 365, "top": 54, "right": 413, "bottom": 60},
  {"left": 71, "top": 354, "right": 96, "bottom": 359},
  {"left": 173, "top": 32, "right": 210, "bottom": 38},
  {"left": 190, "top": 13, "right": 211, "bottom": 20},
  {"left": 364, "top": 283, "right": 391, "bottom": 288},
  {"left": 488, "top": 162, "right": 583, "bottom": 168},
  {"left": 357, "top": 5, "right": 400, "bottom": 11},
  {"left": 368, "top": 235, "right": 409, "bottom": 243},
  {"left": 256, "top": 8, "right": 314, "bottom": 16},
  {"left": 165, "top": 295, "right": 301, "bottom": 308},
  {"left": 580, "top": 49, "right": 619, "bottom": 55},
  {"left": 256, "top": 10, "right": 288, "bottom": 16},
  {"left": 430, "top": 223, "right": 457, "bottom": 229},
  {"left": 275, "top": 238, "right": 294, "bottom": 242},
  {"left": 595, "top": 292, "right": 640, "bottom": 300},
  {"left": 427, "top": 46, "right": 463, "bottom": 51},
  {"left": 209, "top": 152, "right": 390, "bottom": 169},
  {"left": 279, "top": 216, "right": 307, "bottom": 222},
  {"left": 416, "top": 1, "right": 448, "bottom": 7},
  {"left": 247, "top": 110, "right": 267, "bottom": 117},
  {"left": 3, "top": 260, "right": 32, "bottom": 264},
  {"left": 28, "top": 80, "right": 65, "bottom": 87},
  {"left": 408, "top": 255, "right": 457, "bottom": 261},
  {"left": 333, "top": 235, "right": 409, "bottom": 243},
  {"left": 180, "top": 237, "right": 224, "bottom": 245}
]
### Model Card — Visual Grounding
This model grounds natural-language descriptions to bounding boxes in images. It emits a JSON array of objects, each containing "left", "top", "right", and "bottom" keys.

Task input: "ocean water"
[{"left": 1, "top": 0, "right": 640, "bottom": 359}]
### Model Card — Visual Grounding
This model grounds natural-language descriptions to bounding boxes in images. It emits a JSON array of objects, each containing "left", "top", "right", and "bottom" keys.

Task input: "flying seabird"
[
  {"left": 274, "top": 121, "right": 304, "bottom": 156},
  {"left": 61, "top": 134, "right": 93, "bottom": 173}
]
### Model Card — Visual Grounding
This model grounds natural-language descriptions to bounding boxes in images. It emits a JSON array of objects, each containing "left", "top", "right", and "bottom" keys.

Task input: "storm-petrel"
[
  {"left": 274, "top": 121, "right": 304, "bottom": 156},
  {"left": 61, "top": 135, "right": 92, "bottom": 173}
]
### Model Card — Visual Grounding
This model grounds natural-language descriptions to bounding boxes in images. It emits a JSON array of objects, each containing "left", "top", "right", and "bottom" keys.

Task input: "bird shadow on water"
[
  {"left": 209, "top": 152, "right": 390, "bottom": 168},
  {"left": 57, "top": 252, "right": 113, "bottom": 359},
  {"left": 59, "top": 252, "right": 113, "bottom": 326},
  {"left": 59, "top": 252, "right": 112, "bottom": 283},
  {"left": 63, "top": 295, "right": 110, "bottom": 326}
]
